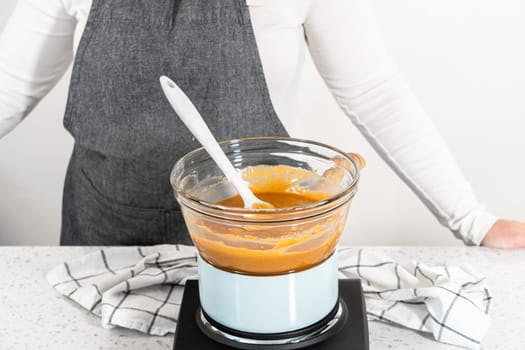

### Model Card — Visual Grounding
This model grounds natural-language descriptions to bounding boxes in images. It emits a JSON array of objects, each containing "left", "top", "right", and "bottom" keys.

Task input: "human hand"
[{"left": 481, "top": 219, "right": 525, "bottom": 249}]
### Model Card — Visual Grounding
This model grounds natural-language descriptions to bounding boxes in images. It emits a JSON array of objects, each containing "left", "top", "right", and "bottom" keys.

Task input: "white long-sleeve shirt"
[{"left": 0, "top": 0, "right": 498, "bottom": 245}]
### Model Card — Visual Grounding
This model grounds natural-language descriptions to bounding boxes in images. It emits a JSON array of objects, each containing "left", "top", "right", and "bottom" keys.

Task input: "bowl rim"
[{"left": 170, "top": 136, "right": 360, "bottom": 217}]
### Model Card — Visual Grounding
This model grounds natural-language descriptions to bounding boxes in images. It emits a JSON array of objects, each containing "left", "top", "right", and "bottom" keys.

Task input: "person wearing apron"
[
  {"left": 60, "top": 1, "right": 289, "bottom": 245},
  {"left": 1, "top": 0, "right": 524, "bottom": 248}
]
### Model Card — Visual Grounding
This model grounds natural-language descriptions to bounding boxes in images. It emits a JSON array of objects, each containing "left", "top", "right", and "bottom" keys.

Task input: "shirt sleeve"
[
  {"left": 303, "top": 0, "right": 498, "bottom": 245},
  {"left": 0, "top": 0, "right": 76, "bottom": 138}
]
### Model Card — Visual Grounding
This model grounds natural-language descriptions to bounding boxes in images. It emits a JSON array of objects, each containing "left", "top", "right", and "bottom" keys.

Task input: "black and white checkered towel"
[
  {"left": 46, "top": 246, "right": 491, "bottom": 349},
  {"left": 46, "top": 245, "right": 198, "bottom": 336},
  {"left": 338, "top": 248, "right": 491, "bottom": 349}
]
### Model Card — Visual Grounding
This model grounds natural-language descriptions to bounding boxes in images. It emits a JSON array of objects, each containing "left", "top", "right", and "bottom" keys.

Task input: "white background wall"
[{"left": 1, "top": 0, "right": 524, "bottom": 246}]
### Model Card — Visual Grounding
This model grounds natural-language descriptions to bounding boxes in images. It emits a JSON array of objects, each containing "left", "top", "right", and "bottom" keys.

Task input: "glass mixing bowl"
[{"left": 170, "top": 137, "right": 360, "bottom": 276}]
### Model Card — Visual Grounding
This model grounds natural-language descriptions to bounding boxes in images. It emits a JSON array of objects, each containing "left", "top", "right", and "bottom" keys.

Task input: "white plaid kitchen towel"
[
  {"left": 337, "top": 248, "right": 491, "bottom": 349},
  {"left": 46, "top": 245, "right": 198, "bottom": 336},
  {"left": 46, "top": 245, "right": 491, "bottom": 348}
]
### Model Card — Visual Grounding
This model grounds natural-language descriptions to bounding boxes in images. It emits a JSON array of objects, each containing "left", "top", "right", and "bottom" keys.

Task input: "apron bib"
[{"left": 60, "top": 0, "right": 288, "bottom": 245}]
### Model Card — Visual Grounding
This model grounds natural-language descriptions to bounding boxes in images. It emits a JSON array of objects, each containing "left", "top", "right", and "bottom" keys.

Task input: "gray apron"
[{"left": 60, "top": 0, "right": 288, "bottom": 245}]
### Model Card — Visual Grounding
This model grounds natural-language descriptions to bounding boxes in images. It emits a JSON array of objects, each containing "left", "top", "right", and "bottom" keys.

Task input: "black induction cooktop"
[{"left": 173, "top": 279, "right": 369, "bottom": 350}]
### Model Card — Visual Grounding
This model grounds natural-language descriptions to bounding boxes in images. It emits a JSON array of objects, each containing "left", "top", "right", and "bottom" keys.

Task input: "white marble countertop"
[{"left": 0, "top": 246, "right": 524, "bottom": 349}]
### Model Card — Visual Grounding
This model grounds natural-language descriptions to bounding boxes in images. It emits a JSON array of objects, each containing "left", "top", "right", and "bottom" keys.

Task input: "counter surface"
[{"left": 0, "top": 246, "right": 523, "bottom": 349}]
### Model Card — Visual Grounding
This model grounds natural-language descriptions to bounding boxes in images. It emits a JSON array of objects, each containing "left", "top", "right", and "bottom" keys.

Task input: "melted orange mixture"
[
  {"left": 217, "top": 191, "right": 324, "bottom": 208},
  {"left": 187, "top": 165, "right": 347, "bottom": 275}
]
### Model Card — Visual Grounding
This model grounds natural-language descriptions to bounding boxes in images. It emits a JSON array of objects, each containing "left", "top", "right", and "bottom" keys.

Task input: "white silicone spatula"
[{"left": 160, "top": 75, "right": 273, "bottom": 209}]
